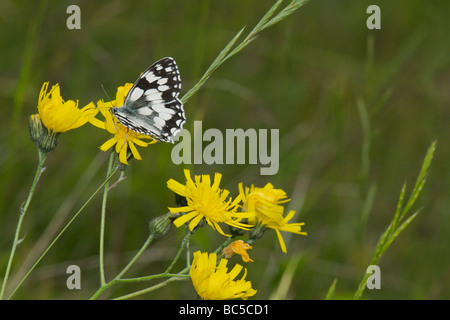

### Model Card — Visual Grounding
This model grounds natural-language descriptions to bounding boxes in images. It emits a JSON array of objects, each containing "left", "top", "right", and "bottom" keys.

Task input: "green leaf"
[{"left": 326, "top": 278, "right": 338, "bottom": 300}]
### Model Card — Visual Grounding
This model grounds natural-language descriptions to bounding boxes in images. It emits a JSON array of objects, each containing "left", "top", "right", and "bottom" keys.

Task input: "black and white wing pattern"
[{"left": 110, "top": 57, "right": 185, "bottom": 143}]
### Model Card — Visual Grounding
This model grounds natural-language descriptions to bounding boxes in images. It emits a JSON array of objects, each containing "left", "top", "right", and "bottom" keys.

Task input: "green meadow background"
[{"left": 1, "top": 0, "right": 449, "bottom": 299}]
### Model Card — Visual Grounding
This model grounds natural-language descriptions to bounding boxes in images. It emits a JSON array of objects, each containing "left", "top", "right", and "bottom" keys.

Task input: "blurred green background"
[{"left": 1, "top": 0, "right": 449, "bottom": 299}]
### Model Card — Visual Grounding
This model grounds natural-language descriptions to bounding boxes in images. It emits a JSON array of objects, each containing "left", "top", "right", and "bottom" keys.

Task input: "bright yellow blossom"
[
  {"left": 29, "top": 82, "right": 97, "bottom": 153},
  {"left": 239, "top": 183, "right": 289, "bottom": 224},
  {"left": 89, "top": 83, "right": 156, "bottom": 165},
  {"left": 239, "top": 183, "right": 307, "bottom": 253},
  {"left": 190, "top": 251, "right": 257, "bottom": 300},
  {"left": 167, "top": 169, "right": 254, "bottom": 236},
  {"left": 35, "top": 82, "right": 97, "bottom": 133}
]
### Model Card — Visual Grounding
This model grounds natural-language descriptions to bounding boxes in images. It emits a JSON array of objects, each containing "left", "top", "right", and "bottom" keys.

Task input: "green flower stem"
[
  {"left": 165, "top": 230, "right": 193, "bottom": 274},
  {"left": 115, "top": 234, "right": 155, "bottom": 280},
  {"left": 112, "top": 235, "right": 253, "bottom": 300},
  {"left": 116, "top": 272, "right": 190, "bottom": 283},
  {"left": 185, "top": 225, "right": 191, "bottom": 267},
  {"left": 112, "top": 235, "right": 250, "bottom": 300},
  {"left": 99, "top": 152, "right": 115, "bottom": 286},
  {"left": 0, "top": 149, "right": 47, "bottom": 300},
  {"left": 90, "top": 230, "right": 193, "bottom": 299},
  {"left": 90, "top": 233, "right": 155, "bottom": 300},
  {"left": 113, "top": 269, "right": 190, "bottom": 300},
  {"left": 7, "top": 157, "right": 119, "bottom": 299}
]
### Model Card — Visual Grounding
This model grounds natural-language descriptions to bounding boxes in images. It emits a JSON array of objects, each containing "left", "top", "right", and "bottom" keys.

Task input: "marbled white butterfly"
[{"left": 110, "top": 57, "right": 185, "bottom": 143}]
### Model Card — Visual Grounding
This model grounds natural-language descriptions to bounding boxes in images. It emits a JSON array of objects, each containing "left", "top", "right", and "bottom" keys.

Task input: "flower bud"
[
  {"left": 29, "top": 114, "right": 59, "bottom": 153},
  {"left": 228, "top": 218, "right": 248, "bottom": 237},
  {"left": 248, "top": 222, "right": 267, "bottom": 242},
  {"left": 29, "top": 114, "right": 45, "bottom": 144},
  {"left": 149, "top": 213, "right": 174, "bottom": 238}
]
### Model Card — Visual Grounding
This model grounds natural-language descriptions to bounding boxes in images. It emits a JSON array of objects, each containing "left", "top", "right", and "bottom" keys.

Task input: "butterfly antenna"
[
  {"left": 101, "top": 84, "right": 113, "bottom": 102},
  {"left": 96, "top": 84, "right": 116, "bottom": 110}
]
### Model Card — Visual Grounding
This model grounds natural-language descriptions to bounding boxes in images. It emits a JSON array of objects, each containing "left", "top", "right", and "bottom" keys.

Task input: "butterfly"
[{"left": 110, "top": 57, "right": 185, "bottom": 143}]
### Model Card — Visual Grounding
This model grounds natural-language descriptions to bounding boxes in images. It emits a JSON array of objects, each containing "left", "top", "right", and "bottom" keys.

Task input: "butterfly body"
[{"left": 111, "top": 57, "right": 185, "bottom": 143}]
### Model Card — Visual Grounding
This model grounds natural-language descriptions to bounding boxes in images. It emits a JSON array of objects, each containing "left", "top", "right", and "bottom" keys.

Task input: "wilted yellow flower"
[
  {"left": 36, "top": 82, "right": 97, "bottom": 133},
  {"left": 190, "top": 251, "right": 257, "bottom": 300},
  {"left": 222, "top": 240, "right": 254, "bottom": 262},
  {"left": 89, "top": 83, "right": 156, "bottom": 165},
  {"left": 167, "top": 169, "right": 254, "bottom": 237},
  {"left": 239, "top": 183, "right": 307, "bottom": 253}
]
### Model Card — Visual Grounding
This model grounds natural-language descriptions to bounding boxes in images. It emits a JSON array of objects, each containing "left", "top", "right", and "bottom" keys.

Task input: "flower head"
[
  {"left": 90, "top": 83, "right": 157, "bottom": 165},
  {"left": 190, "top": 251, "right": 257, "bottom": 300},
  {"left": 36, "top": 82, "right": 97, "bottom": 133},
  {"left": 239, "top": 183, "right": 307, "bottom": 253},
  {"left": 240, "top": 183, "right": 289, "bottom": 224},
  {"left": 222, "top": 240, "right": 254, "bottom": 263},
  {"left": 167, "top": 169, "right": 254, "bottom": 237},
  {"left": 29, "top": 82, "right": 97, "bottom": 153}
]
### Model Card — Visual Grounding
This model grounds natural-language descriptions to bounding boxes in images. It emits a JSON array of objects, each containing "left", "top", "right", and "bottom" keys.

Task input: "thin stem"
[
  {"left": 165, "top": 231, "right": 193, "bottom": 274},
  {"left": 7, "top": 160, "right": 119, "bottom": 299},
  {"left": 117, "top": 273, "right": 189, "bottom": 283},
  {"left": 90, "top": 230, "right": 192, "bottom": 299},
  {"left": 185, "top": 225, "right": 191, "bottom": 268},
  {"left": 1, "top": 150, "right": 47, "bottom": 300},
  {"left": 113, "top": 272, "right": 190, "bottom": 300},
  {"left": 99, "top": 152, "right": 115, "bottom": 285},
  {"left": 116, "top": 234, "right": 155, "bottom": 280},
  {"left": 112, "top": 236, "right": 245, "bottom": 300},
  {"left": 90, "top": 233, "right": 155, "bottom": 300}
]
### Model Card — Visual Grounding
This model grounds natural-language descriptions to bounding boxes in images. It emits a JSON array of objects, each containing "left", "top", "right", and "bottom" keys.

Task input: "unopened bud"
[
  {"left": 29, "top": 114, "right": 59, "bottom": 153},
  {"left": 248, "top": 222, "right": 267, "bottom": 242},
  {"left": 149, "top": 213, "right": 174, "bottom": 238}
]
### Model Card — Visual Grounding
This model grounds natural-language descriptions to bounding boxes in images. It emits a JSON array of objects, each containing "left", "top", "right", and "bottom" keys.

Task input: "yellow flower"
[
  {"left": 190, "top": 251, "right": 257, "bottom": 300},
  {"left": 89, "top": 83, "right": 157, "bottom": 165},
  {"left": 29, "top": 82, "right": 97, "bottom": 153},
  {"left": 167, "top": 169, "right": 254, "bottom": 237},
  {"left": 222, "top": 240, "right": 254, "bottom": 262},
  {"left": 36, "top": 82, "right": 97, "bottom": 133},
  {"left": 239, "top": 183, "right": 307, "bottom": 253},
  {"left": 239, "top": 183, "right": 289, "bottom": 224}
]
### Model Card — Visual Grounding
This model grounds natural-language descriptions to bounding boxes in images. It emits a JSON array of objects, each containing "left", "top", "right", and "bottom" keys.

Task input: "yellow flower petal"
[
  {"left": 99, "top": 137, "right": 118, "bottom": 151},
  {"left": 128, "top": 140, "right": 142, "bottom": 160},
  {"left": 119, "top": 144, "right": 129, "bottom": 165}
]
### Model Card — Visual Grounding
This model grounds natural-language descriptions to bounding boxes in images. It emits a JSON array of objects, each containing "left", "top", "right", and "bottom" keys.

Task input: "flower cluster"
[
  {"left": 29, "top": 81, "right": 156, "bottom": 164},
  {"left": 27, "top": 81, "right": 307, "bottom": 301},
  {"left": 168, "top": 169, "right": 307, "bottom": 253},
  {"left": 166, "top": 169, "right": 307, "bottom": 300}
]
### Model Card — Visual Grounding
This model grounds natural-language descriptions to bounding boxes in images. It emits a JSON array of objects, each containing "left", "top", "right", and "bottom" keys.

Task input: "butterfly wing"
[{"left": 111, "top": 57, "right": 185, "bottom": 143}]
